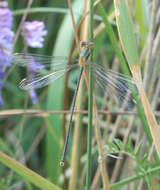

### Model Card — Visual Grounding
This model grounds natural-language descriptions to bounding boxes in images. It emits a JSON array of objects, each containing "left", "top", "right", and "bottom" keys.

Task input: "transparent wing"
[
  {"left": 13, "top": 53, "right": 78, "bottom": 67},
  {"left": 13, "top": 53, "right": 79, "bottom": 90},
  {"left": 14, "top": 53, "right": 137, "bottom": 104},
  {"left": 19, "top": 68, "right": 74, "bottom": 90},
  {"left": 12, "top": 53, "right": 77, "bottom": 67},
  {"left": 92, "top": 63, "right": 137, "bottom": 107}
]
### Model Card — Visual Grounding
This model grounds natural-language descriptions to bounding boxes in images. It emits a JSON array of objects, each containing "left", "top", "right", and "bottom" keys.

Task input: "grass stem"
[{"left": 86, "top": 0, "right": 94, "bottom": 189}]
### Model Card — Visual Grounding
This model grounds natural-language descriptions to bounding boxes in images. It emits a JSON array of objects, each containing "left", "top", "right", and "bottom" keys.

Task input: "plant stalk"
[{"left": 86, "top": 0, "right": 93, "bottom": 189}]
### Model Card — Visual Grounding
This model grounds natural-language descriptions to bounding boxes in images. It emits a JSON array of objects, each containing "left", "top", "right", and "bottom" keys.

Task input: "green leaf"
[
  {"left": 135, "top": 0, "right": 149, "bottom": 46},
  {"left": 114, "top": 0, "right": 139, "bottom": 68},
  {"left": 114, "top": 0, "right": 153, "bottom": 149},
  {"left": 97, "top": 2, "right": 129, "bottom": 74},
  {"left": 0, "top": 152, "right": 61, "bottom": 190},
  {"left": 134, "top": 142, "right": 142, "bottom": 157}
]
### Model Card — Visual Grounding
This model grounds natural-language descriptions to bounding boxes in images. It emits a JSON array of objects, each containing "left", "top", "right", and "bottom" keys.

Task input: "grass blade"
[
  {"left": 114, "top": 0, "right": 139, "bottom": 67},
  {"left": 97, "top": 2, "right": 129, "bottom": 75},
  {"left": 86, "top": 0, "right": 94, "bottom": 189},
  {"left": 0, "top": 152, "right": 61, "bottom": 190}
]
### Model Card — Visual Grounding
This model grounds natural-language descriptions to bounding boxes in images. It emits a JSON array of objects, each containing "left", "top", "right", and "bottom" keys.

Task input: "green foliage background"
[{"left": 0, "top": 0, "right": 160, "bottom": 190}]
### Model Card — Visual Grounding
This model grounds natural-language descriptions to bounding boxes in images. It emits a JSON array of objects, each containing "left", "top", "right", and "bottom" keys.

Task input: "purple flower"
[
  {"left": 0, "top": 1, "right": 14, "bottom": 106},
  {"left": 28, "top": 56, "right": 44, "bottom": 72},
  {"left": 0, "top": 1, "right": 13, "bottom": 29},
  {"left": 22, "top": 21, "right": 47, "bottom": 48},
  {"left": 0, "top": 2, "right": 14, "bottom": 68},
  {"left": 28, "top": 57, "right": 44, "bottom": 105},
  {"left": 21, "top": 21, "right": 47, "bottom": 104},
  {"left": 0, "top": 71, "right": 5, "bottom": 106},
  {"left": 0, "top": 28, "right": 14, "bottom": 68},
  {"left": 30, "top": 89, "right": 38, "bottom": 105}
]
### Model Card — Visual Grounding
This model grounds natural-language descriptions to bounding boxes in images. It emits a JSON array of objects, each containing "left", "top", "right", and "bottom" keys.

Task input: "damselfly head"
[
  {"left": 79, "top": 41, "right": 94, "bottom": 62},
  {"left": 80, "top": 41, "right": 94, "bottom": 49}
]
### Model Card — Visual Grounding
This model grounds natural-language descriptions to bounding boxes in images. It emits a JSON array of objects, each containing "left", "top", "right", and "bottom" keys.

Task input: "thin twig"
[
  {"left": 155, "top": 7, "right": 160, "bottom": 26},
  {"left": 13, "top": 0, "right": 33, "bottom": 46},
  {"left": 137, "top": 78, "right": 160, "bottom": 190},
  {"left": 109, "top": 93, "right": 133, "bottom": 142},
  {"left": 67, "top": 0, "right": 80, "bottom": 53},
  {"left": 111, "top": 115, "right": 135, "bottom": 183},
  {"left": 152, "top": 26, "right": 160, "bottom": 59},
  {"left": 0, "top": 109, "right": 160, "bottom": 117},
  {"left": 91, "top": 168, "right": 101, "bottom": 189},
  {"left": 93, "top": 100, "right": 110, "bottom": 190},
  {"left": 143, "top": 0, "right": 159, "bottom": 90},
  {"left": 25, "top": 125, "right": 46, "bottom": 161},
  {"left": 149, "top": 54, "right": 160, "bottom": 101}
]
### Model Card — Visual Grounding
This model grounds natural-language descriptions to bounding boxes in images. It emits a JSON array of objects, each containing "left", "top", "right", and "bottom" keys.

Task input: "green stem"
[
  {"left": 13, "top": 7, "right": 74, "bottom": 16},
  {"left": 110, "top": 165, "right": 160, "bottom": 189},
  {"left": 86, "top": 0, "right": 94, "bottom": 189},
  {"left": 12, "top": 7, "right": 102, "bottom": 21}
]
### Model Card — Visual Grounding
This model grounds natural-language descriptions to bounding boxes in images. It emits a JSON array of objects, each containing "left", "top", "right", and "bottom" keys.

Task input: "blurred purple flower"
[
  {"left": 28, "top": 58, "right": 45, "bottom": 104},
  {"left": 21, "top": 21, "right": 47, "bottom": 104},
  {"left": 30, "top": 89, "right": 38, "bottom": 105},
  {"left": 22, "top": 21, "right": 47, "bottom": 48},
  {"left": 0, "top": 71, "right": 5, "bottom": 106},
  {"left": 0, "top": 1, "right": 14, "bottom": 106},
  {"left": 28, "top": 56, "right": 44, "bottom": 72},
  {"left": 0, "top": 28, "right": 14, "bottom": 67},
  {"left": 0, "top": 1, "right": 13, "bottom": 29}
]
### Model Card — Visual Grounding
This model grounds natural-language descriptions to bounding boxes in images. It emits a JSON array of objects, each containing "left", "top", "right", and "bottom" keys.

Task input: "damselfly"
[{"left": 12, "top": 42, "right": 137, "bottom": 166}]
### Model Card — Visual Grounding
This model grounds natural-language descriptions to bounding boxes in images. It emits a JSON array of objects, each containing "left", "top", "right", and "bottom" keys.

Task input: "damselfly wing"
[
  {"left": 12, "top": 52, "right": 137, "bottom": 166},
  {"left": 13, "top": 53, "right": 79, "bottom": 90},
  {"left": 13, "top": 53, "right": 136, "bottom": 106},
  {"left": 92, "top": 63, "right": 137, "bottom": 108}
]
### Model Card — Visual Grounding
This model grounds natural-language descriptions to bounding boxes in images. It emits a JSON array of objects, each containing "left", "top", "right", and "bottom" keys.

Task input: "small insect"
[{"left": 12, "top": 42, "right": 137, "bottom": 166}]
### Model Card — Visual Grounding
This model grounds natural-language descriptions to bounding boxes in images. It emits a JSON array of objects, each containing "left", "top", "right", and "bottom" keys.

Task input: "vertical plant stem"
[
  {"left": 68, "top": 78, "right": 85, "bottom": 190},
  {"left": 14, "top": 0, "right": 33, "bottom": 46},
  {"left": 93, "top": 100, "right": 110, "bottom": 190},
  {"left": 69, "top": 1, "right": 90, "bottom": 189},
  {"left": 143, "top": 0, "right": 159, "bottom": 90},
  {"left": 131, "top": 65, "right": 160, "bottom": 158},
  {"left": 67, "top": 0, "right": 80, "bottom": 53},
  {"left": 86, "top": 0, "right": 93, "bottom": 189}
]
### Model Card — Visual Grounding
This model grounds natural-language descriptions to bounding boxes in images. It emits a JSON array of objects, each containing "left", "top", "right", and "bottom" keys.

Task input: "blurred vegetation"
[{"left": 0, "top": 0, "right": 160, "bottom": 190}]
